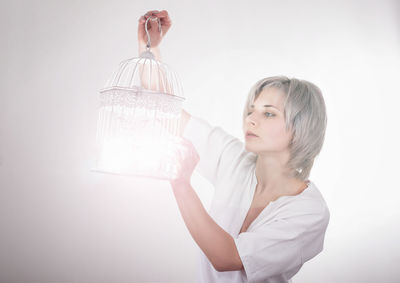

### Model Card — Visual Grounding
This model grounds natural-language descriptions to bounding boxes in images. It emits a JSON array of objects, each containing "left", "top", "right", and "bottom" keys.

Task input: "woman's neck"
[{"left": 254, "top": 157, "right": 308, "bottom": 198}]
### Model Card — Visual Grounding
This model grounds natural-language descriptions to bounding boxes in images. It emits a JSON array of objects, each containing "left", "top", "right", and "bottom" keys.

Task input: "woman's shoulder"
[
  {"left": 304, "top": 181, "right": 330, "bottom": 213},
  {"left": 274, "top": 181, "right": 330, "bottom": 218}
]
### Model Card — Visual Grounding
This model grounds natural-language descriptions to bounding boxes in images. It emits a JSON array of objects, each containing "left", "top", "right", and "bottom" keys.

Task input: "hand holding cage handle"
[
  {"left": 138, "top": 10, "right": 172, "bottom": 60},
  {"left": 137, "top": 10, "right": 171, "bottom": 92}
]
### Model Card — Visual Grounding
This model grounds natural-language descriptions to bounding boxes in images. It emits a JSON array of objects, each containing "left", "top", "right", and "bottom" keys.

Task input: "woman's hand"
[
  {"left": 169, "top": 137, "right": 200, "bottom": 189},
  {"left": 138, "top": 10, "right": 172, "bottom": 49}
]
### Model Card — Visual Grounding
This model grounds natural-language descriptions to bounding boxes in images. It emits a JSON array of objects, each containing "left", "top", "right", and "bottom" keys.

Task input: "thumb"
[{"left": 138, "top": 16, "right": 146, "bottom": 36}]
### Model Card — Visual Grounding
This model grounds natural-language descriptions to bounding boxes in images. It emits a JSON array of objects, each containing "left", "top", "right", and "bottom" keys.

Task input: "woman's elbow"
[{"left": 215, "top": 257, "right": 244, "bottom": 272}]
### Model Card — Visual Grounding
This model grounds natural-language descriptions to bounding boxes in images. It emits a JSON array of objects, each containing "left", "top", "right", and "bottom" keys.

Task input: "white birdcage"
[{"left": 93, "top": 15, "right": 185, "bottom": 180}]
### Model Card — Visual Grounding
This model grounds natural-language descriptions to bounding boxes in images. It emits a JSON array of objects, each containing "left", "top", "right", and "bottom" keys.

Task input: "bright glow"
[{"left": 96, "top": 117, "right": 181, "bottom": 179}]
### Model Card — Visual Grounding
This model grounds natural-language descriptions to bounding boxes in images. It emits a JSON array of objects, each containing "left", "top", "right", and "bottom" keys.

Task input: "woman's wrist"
[
  {"left": 170, "top": 179, "right": 191, "bottom": 191},
  {"left": 138, "top": 42, "right": 161, "bottom": 60}
]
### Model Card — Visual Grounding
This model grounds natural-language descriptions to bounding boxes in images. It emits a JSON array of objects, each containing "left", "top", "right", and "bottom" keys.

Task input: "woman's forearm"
[
  {"left": 136, "top": 42, "right": 164, "bottom": 93},
  {"left": 137, "top": 40, "right": 191, "bottom": 137},
  {"left": 171, "top": 183, "right": 242, "bottom": 272}
]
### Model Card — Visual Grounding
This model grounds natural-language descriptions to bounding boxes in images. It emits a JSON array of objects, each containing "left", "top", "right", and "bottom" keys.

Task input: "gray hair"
[{"left": 243, "top": 76, "right": 327, "bottom": 180}]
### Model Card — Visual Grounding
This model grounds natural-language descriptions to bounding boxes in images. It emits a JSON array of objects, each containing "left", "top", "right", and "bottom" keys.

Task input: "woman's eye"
[{"left": 247, "top": 112, "right": 275, "bottom": 117}]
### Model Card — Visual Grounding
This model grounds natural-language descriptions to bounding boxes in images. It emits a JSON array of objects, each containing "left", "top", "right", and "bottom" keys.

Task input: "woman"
[{"left": 138, "top": 10, "right": 330, "bottom": 283}]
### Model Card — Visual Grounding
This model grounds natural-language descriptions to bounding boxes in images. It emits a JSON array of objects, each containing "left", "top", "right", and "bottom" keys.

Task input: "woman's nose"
[{"left": 245, "top": 114, "right": 257, "bottom": 126}]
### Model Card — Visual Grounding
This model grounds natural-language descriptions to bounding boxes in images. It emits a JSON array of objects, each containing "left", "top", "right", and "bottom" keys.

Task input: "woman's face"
[{"left": 243, "top": 87, "right": 293, "bottom": 154}]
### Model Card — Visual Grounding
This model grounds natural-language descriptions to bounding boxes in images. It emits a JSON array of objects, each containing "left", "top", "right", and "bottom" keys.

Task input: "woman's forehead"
[{"left": 253, "top": 88, "right": 285, "bottom": 110}]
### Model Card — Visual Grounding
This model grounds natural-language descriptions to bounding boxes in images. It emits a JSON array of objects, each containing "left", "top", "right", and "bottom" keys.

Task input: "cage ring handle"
[{"left": 144, "top": 15, "right": 162, "bottom": 51}]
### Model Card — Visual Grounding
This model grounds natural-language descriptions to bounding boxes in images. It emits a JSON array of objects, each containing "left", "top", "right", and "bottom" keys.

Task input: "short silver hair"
[{"left": 243, "top": 76, "right": 327, "bottom": 180}]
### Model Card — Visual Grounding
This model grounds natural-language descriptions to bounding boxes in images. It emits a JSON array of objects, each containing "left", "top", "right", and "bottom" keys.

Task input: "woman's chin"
[{"left": 244, "top": 144, "right": 255, "bottom": 153}]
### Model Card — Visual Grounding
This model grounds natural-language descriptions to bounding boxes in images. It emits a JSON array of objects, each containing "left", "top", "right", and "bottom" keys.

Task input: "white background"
[{"left": 1, "top": 0, "right": 399, "bottom": 282}]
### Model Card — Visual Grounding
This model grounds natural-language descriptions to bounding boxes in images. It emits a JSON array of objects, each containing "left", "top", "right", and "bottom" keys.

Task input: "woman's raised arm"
[{"left": 137, "top": 10, "right": 191, "bottom": 137}]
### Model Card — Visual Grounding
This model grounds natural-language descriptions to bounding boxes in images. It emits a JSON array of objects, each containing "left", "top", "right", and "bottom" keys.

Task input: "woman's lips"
[{"left": 246, "top": 134, "right": 258, "bottom": 138}]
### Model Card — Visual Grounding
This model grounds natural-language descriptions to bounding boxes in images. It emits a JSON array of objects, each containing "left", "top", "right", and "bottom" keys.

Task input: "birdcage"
[{"left": 93, "top": 15, "right": 185, "bottom": 180}]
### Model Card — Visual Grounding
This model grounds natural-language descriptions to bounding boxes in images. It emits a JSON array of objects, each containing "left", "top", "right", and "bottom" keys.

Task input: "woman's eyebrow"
[{"left": 250, "top": 104, "right": 281, "bottom": 111}]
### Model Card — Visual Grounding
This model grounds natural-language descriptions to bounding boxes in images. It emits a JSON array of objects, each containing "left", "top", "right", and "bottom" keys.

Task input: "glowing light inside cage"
[{"left": 94, "top": 100, "right": 183, "bottom": 179}]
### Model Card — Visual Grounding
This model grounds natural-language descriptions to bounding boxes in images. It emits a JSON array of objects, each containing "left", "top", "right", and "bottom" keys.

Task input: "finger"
[
  {"left": 140, "top": 19, "right": 154, "bottom": 33},
  {"left": 144, "top": 10, "right": 160, "bottom": 19},
  {"left": 153, "top": 10, "right": 168, "bottom": 19},
  {"left": 175, "top": 144, "right": 189, "bottom": 158},
  {"left": 145, "top": 10, "right": 159, "bottom": 15},
  {"left": 139, "top": 15, "right": 146, "bottom": 22},
  {"left": 141, "top": 13, "right": 160, "bottom": 31},
  {"left": 138, "top": 20, "right": 144, "bottom": 37},
  {"left": 154, "top": 10, "right": 172, "bottom": 24},
  {"left": 142, "top": 14, "right": 155, "bottom": 32},
  {"left": 172, "top": 140, "right": 189, "bottom": 159},
  {"left": 180, "top": 138, "right": 199, "bottom": 160},
  {"left": 138, "top": 16, "right": 146, "bottom": 34},
  {"left": 179, "top": 137, "right": 193, "bottom": 147},
  {"left": 138, "top": 17, "right": 147, "bottom": 37},
  {"left": 193, "top": 147, "right": 200, "bottom": 161}
]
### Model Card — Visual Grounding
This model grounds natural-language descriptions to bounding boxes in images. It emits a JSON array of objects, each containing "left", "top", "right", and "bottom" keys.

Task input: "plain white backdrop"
[{"left": 1, "top": 0, "right": 399, "bottom": 282}]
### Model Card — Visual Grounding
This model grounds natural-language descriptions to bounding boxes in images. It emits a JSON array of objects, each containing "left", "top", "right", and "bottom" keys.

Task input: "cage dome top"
[
  {"left": 100, "top": 15, "right": 184, "bottom": 101},
  {"left": 100, "top": 52, "right": 184, "bottom": 100}
]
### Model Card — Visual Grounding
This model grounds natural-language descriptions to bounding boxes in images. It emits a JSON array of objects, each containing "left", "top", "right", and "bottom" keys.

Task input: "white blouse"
[{"left": 182, "top": 115, "right": 330, "bottom": 283}]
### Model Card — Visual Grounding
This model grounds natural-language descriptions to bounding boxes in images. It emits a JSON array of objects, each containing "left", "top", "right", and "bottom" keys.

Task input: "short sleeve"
[
  {"left": 233, "top": 207, "right": 330, "bottom": 282},
  {"left": 182, "top": 115, "right": 247, "bottom": 187}
]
